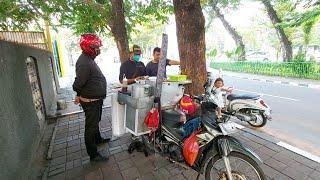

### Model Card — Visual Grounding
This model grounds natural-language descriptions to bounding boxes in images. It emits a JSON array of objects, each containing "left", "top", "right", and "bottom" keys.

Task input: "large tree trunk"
[
  {"left": 213, "top": 6, "right": 246, "bottom": 60},
  {"left": 173, "top": 0, "right": 207, "bottom": 95},
  {"left": 261, "top": 0, "right": 293, "bottom": 62},
  {"left": 110, "top": 0, "right": 129, "bottom": 63}
]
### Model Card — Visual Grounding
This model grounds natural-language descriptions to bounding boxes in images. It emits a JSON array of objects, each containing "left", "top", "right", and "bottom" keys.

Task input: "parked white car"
[{"left": 246, "top": 51, "right": 270, "bottom": 62}]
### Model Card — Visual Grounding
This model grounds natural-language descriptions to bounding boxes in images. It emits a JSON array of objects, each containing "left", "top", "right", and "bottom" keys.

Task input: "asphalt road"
[{"left": 219, "top": 73, "right": 320, "bottom": 157}]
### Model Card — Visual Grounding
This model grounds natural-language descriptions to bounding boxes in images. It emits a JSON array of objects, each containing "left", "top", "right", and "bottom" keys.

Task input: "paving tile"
[
  {"left": 51, "top": 156, "right": 67, "bottom": 166},
  {"left": 52, "top": 149, "right": 66, "bottom": 158},
  {"left": 74, "top": 158, "right": 82, "bottom": 168},
  {"left": 139, "top": 172, "right": 157, "bottom": 180},
  {"left": 136, "top": 160, "right": 156, "bottom": 175},
  {"left": 117, "top": 159, "right": 134, "bottom": 171},
  {"left": 272, "top": 152, "right": 296, "bottom": 166},
  {"left": 258, "top": 146, "right": 278, "bottom": 157},
  {"left": 85, "top": 168, "right": 103, "bottom": 180},
  {"left": 273, "top": 173, "right": 294, "bottom": 180},
  {"left": 182, "top": 169, "right": 199, "bottom": 180},
  {"left": 168, "top": 173, "right": 186, "bottom": 180},
  {"left": 101, "top": 166, "right": 123, "bottom": 180},
  {"left": 67, "top": 151, "right": 82, "bottom": 161},
  {"left": 255, "top": 149, "right": 272, "bottom": 162},
  {"left": 66, "top": 161, "right": 74, "bottom": 170},
  {"left": 293, "top": 155, "right": 320, "bottom": 169},
  {"left": 114, "top": 151, "right": 131, "bottom": 162},
  {"left": 265, "top": 158, "right": 288, "bottom": 171},
  {"left": 121, "top": 167, "right": 140, "bottom": 180},
  {"left": 68, "top": 139, "right": 80, "bottom": 147},
  {"left": 289, "top": 161, "right": 314, "bottom": 175},
  {"left": 65, "top": 166, "right": 86, "bottom": 180},
  {"left": 282, "top": 166, "right": 310, "bottom": 180},
  {"left": 47, "top": 173, "right": 66, "bottom": 180},
  {"left": 264, "top": 142, "right": 285, "bottom": 153},
  {"left": 309, "top": 170, "right": 320, "bottom": 180},
  {"left": 67, "top": 144, "right": 81, "bottom": 154},
  {"left": 260, "top": 164, "right": 280, "bottom": 179},
  {"left": 48, "top": 164, "right": 66, "bottom": 177}
]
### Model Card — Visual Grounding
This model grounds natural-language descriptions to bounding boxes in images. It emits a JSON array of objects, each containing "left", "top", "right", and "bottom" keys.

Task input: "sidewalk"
[
  {"left": 45, "top": 108, "right": 320, "bottom": 180},
  {"left": 210, "top": 69, "right": 320, "bottom": 89}
]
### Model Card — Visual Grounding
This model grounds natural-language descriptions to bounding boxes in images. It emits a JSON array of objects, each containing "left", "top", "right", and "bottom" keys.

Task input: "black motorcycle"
[{"left": 140, "top": 93, "right": 266, "bottom": 180}]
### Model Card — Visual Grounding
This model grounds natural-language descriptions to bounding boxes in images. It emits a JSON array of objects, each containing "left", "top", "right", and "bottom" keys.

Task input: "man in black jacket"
[{"left": 73, "top": 34, "right": 109, "bottom": 162}]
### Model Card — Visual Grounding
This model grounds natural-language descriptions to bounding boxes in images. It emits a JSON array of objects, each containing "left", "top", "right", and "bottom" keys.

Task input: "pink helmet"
[{"left": 80, "top": 34, "right": 102, "bottom": 57}]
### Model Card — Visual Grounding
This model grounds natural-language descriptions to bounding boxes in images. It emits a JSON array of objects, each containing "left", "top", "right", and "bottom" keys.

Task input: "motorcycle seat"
[
  {"left": 227, "top": 94, "right": 260, "bottom": 101},
  {"left": 163, "top": 124, "right": 185, "bottom": 141},
  {"left": 162, "top": 110, "right": 182, "bottom": 128}
]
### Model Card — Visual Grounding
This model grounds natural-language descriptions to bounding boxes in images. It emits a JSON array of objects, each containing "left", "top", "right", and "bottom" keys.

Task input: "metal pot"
[{"left": 132, "top": 83, "right": 152, "bottom": 98}]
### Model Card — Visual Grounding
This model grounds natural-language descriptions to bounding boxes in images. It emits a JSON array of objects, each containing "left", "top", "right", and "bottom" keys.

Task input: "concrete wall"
[{"left": 0, "top": 40, "right": 57, "bottom": 179}]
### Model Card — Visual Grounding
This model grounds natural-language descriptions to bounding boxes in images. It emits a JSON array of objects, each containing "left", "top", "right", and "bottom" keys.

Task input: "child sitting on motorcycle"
[{"left": 207, "top": 78, "right": 232, "bottom": 119}]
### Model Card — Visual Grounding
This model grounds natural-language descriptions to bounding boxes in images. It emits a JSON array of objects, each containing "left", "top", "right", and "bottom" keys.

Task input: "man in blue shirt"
[{"left": 146, "top": 47, "right": 180, "bottom": 77}]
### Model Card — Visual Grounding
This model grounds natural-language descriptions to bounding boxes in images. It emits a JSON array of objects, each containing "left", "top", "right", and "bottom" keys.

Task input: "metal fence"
[
  {"left": 211, "top": 61, "right": 320, "bottom": 80},
  {"left": 0, "top": 31, "right": 48, "bottom": 50}
]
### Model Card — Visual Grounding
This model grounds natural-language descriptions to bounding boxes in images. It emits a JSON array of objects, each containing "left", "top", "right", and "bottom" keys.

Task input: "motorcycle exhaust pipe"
[{"left": 235, "top": 113, "right": 252, "bottom": 122}]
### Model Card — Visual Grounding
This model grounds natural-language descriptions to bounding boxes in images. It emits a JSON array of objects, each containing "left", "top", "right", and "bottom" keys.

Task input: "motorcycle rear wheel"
[
  {"left": 247, "top": 111, "right": 267, "bottom": 128},
  {"left": 205, "top": 152, "right": 266, "bottom": 180}
]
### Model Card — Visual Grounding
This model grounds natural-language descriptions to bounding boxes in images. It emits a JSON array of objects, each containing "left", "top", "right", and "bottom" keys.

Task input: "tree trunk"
[
  {"left": 261, "top": 0, "right": 292, "bottom": 62},
  {"left": 173, "top": 0, "right": 207, "bottom": 95},
  {"left": 110, "top": 0, "right": 129, "bottom": 63},
  {"left": 213, "top": 6, "right": 246, "bottom": 60}
]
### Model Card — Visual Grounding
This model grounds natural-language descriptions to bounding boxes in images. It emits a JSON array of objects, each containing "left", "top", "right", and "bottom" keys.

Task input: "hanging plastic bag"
[
  {"left": 144, "top": 108, "right": 159, "bottom": 130},
  {"left": 183, "top": 130, "right": 200, "bottom": 166}
]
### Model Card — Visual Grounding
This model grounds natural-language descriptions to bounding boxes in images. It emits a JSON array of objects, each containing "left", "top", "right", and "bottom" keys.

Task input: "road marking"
[
  {"left": 234, "top": 88, "right": 300, "bottom": 102},
  {"left": 277, "top": 141, "right": 320, "bottom": 163},
  {"left": 289, "top": 82, "right": 299, "bottom": 86}
]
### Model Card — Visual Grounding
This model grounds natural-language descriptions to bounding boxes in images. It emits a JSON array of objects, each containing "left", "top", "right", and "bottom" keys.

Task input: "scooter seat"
[{"left": 227, "top": 94, "right": 260, "bottom": 101}]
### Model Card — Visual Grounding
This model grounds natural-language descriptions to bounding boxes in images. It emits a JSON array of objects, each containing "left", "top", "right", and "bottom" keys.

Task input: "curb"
[
  {"left": 226, "top": 74, "right": 320, "bottom": 90},
  {"left": 235, "top": 123, "right": 320, "bottom": 164}
]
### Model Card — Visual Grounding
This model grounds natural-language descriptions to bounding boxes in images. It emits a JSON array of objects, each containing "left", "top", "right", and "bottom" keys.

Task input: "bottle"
[{"left": 122, "top": 75, "right": 128, "bottom": 92}]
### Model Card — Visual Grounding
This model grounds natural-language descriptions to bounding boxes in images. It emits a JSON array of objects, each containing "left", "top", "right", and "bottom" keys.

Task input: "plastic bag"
[
  {"left": 144, "top": 108, "right": 159, "bottom": 130},
  {"left": 183, "top": 130, "right": 200, "bottom": 166}
]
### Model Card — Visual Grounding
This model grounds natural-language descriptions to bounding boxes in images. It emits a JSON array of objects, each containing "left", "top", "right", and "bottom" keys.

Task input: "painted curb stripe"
[{"left": 277, "top": 141, "right": 320, "bottom": 163}]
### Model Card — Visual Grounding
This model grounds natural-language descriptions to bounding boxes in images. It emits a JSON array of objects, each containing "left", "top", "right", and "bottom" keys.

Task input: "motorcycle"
[
  {"left": 205, "top": 78, "right": 272, "bottom": 128},
  {"left": 141, "top": 93, "right": 266, "bottom": 179}
]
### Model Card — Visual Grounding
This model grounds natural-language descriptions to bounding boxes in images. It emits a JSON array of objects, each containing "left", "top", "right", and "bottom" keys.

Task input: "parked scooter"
[
  {"left": 205, "top": 78, "right": 272, "bottom": 128},
  {"left": 141, "top": 94, "right": 266, "bottom": 179}
]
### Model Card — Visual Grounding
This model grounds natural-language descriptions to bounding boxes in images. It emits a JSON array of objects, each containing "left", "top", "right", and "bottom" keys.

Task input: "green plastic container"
[{"left": 168, "top": 75, "right": 187, "bottom": 82}]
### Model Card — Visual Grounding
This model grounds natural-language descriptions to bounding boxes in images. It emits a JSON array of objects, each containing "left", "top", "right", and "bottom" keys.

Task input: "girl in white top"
[{"left": 207, "top": 78, "right": 231, "bottom": 119}]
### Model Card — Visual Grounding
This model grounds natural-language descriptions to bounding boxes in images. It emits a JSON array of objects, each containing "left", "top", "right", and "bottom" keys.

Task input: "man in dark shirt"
[
  {"left": 146, "top": 47, "right": 180, "bottom": 77},
  {"left": 73, "top": 34, "right": 109, "bottom": 162},
  {"left": 119, "top": 44, "right": 147, "bottom": 84}
]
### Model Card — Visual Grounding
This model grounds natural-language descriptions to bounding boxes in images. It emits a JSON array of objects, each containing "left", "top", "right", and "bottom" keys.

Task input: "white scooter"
[
  {"left": 223, "top": 89, "right": 272, "bottom": 127},
  {"left": 204, "top": 76, "right": 272, "bottom": 128}
]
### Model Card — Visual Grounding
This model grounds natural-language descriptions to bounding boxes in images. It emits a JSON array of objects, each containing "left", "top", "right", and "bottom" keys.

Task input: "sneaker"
[{"left": 90, "top": 154, "right": 109, "bottom": 162}]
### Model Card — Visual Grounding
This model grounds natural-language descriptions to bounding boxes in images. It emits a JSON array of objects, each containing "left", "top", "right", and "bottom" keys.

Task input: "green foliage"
[
  {"left": 207, "top": 48, "right": 218, "bottom": 58},
  {"left": 225, "top": 46, "right": 242, "bottom": 60},
  {"left": 0, "top": 0, "right": 173, "bottom": 37},
  {"left": 279, "top": 1, "right": 320, "bottom": 46},
  {"left": 211, "top": 61, "right": 320, "bottom": 80},
  {"left": 293, "top": 50, "right": 306, "bottom": 62}
]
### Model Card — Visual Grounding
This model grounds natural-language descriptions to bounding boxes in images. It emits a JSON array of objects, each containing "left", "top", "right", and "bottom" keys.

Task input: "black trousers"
[{"left": 80, "top": 99, "right": 103, "bottom": 158}]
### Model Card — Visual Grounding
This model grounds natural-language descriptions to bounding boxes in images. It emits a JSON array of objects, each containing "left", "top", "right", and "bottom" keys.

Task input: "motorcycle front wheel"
[{"left": 205, "top": 152, "right": 266, "bottom": 180}]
